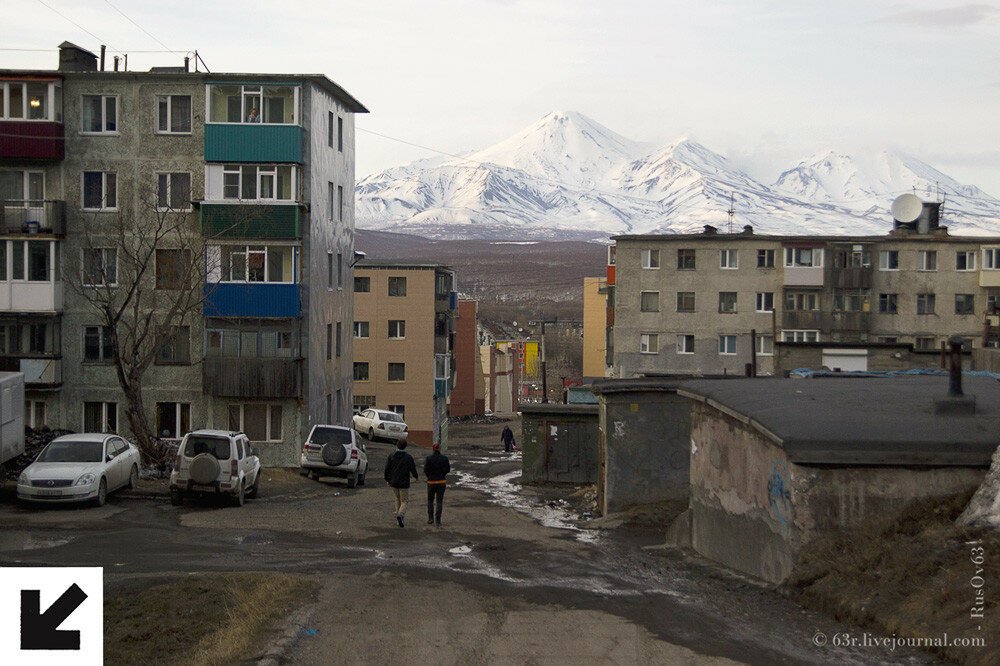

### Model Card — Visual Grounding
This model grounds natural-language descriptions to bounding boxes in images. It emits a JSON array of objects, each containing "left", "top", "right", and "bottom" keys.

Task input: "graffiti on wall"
[{"left": 767, "top": 461, "right": 792, "bottom": 531}]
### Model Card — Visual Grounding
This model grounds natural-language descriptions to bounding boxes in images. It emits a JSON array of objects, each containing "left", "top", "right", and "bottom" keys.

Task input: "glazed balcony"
[
  {"left": 1, "top": 200, "right": 66, "bottom": 235},
  {"left": 201, "top": 202, "right": 302, "bottom": 240},
  {"left": 0, "top": 121, "right": 64, "bottom": 160},
  {"left": 203, "top": 283, "right": 300, "bottom": 318},
  {"left": 0, "top": 356, "right": 62, "bottom": 388},
  {"left": 202, "top": 356, "right": 301, "bottom": 399}
]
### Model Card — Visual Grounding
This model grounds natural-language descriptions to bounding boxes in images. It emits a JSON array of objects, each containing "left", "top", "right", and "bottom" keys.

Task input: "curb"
[{"left": 255, "top": 602, "right": 315, "bottom": 665}]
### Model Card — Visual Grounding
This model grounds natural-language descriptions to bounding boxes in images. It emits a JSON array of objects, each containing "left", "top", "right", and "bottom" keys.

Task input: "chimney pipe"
[
  {"left": 184, "top": 56, "right": 190, "bottom": 72},
  {"left": 100, "top": 45, "right": 106, "bottom": 71},
  {"left": 113, "top": 56, "right": 120, "bottom": 72}
]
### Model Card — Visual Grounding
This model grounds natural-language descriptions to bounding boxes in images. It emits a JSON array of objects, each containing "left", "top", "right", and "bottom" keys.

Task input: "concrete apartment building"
[
  {"left": 611, "top": 207, "right": 1000, "bottom": 377},
  {"left": 352, "top": 263, "right": 456, "bottom": 446},
  {"left": 0, "top": 42, "right": 366, "bottom": 464},
  {"left": 582, "top": 276, "right": 608, "bottom": 380}
]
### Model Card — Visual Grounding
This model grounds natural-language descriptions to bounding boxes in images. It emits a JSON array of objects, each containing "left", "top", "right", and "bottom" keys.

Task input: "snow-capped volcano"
[{"left": 356, "top": 112, "right": 1000, "bottom": 239}]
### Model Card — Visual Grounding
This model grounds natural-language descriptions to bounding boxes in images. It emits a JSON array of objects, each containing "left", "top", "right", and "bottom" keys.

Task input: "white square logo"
[{"left": 0, "top": 567, "right": 102, "bottom": 666}]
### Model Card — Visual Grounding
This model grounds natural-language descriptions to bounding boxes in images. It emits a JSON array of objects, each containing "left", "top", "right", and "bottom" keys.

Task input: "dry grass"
[
  {"left": 105, "top": 573, "right": 311, "bottom": 665},
  {"left": 787, "top": 492, "right": 999, "bottom": 665}
]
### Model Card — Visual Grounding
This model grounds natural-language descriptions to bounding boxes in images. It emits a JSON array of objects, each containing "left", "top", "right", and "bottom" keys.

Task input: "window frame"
[
  {"left": 755, "top": 292, "right": 774, "bottom": 312},
  {"left": 82, "top": 325, "right": 114, "bottom": 363},
  {"left": 878, "top": 293, "right": 898, "bottom": 314},
  {"left": 718, "top": 335, "right": 737, "bottom": 355},
  {"left": 388, "top": 362, "right": 406, "bottom": 382},
  {"left": 82, "top": 401, "right": 118, "bottom": 433},
  {"left": 79, "top": 94, "right": 118, "bottom": 134},
  {"left": 0, "top": 81, "right": 61, "bottom": 122},
  {"left": 916, "top": 293, "right": 936, "bottom": 315},
  {"left": 205, "top": 84, "right": 300, "bottom": 125},
  {"left": 879, "top": 250, "right": 900, "bottom": 271},
  {"left": 676, "top": 291, "right": 695, "bottom": 313},
  {"left": 639, "top": 333, "right": 659, "bottom": 354},
  {"left": 228, "top": 403, "right": 283, "bottom": 442},
  {"left": 917, "top": 250, "right": 937, "bottom": 272},
  {"left": 756, "top": 249, "right": 775, "bottom": 268},
  {"left": 756, "top": 334, "right": 774, "bottom": 356},
  {"left": 155, "top": 402, "right": 191, "bottom": 440},
  {"left": 388, "top": 276, "right": 407, "bottom": 297},
  {"left": 676, "top": 249, "right": 696, "bottom": 270},
  {"left": 781, "top": 329, "right": 820, "bottom": 343},
  {"left": 388, "top": 320, "right": 406, "bottom": 340},
  {"left": 720, "top": 249, "right": 738, "bottom": 270},
  {"left": 353, "top": 361, "right": 369, "bottom": 382},
  {"left": 983, "top": 248, "right": 1000, "bottom": 271},
  {"left": 641, "top": 249, "right": 660, "bottom": 270},
  {"left": 675, "top": 334, "right": 694, "bottom": 355},
  {"left": 81, "top": 248, "right": 118, "bottom": 287},
  {"left": 354, "top": 276, "right": 370, "bottom": 293},
  {"left": 353, "top": 321, "right": 369, "bottom": 339},
  {"left": 784, "top": 247, "right": 823, "bottom": 268},
  {"left": 215, "top": 244, "right": 298, "bottom": 284},
  {"left": 156, "top": 94, "right": 193, "bottom": 134},
  {"left": 955, "top": 293, "right": 975, "bottom": 315},
  {"left": 220, "top": 164, "right": 297, "bottom": 202},
  {"left": 956, "top": 250, "right": 976, "bottom": 271},
  {"left": 639, "top": 290, "right": 660, "bottom": 313},
  {"left": 155, "top": 171, "right": 193, "bottom": 212},
  {"left": 81, "top": 171, "right": 117, "bottom": 211},
  {"left": 155, "top": 326, "right": 191, "bottom": 365},
  {"left": 718, "top": 291, "right": 738, "bottom": 314}
]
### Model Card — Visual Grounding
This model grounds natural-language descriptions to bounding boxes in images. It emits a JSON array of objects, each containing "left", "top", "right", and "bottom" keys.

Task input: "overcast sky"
[{"left": 4, "top": 0, "right": 999, "bottom": 194}]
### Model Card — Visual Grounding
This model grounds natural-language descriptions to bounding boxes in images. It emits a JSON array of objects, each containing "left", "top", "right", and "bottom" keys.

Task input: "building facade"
[
  {"left": 582, "top": 276, "right": 608, "bottom": 380},
  {"left": 611, "top": 220, "right": 1000, "bottom": 377},
  {"left": 352, "top": 263, "right": 456, "bottom": 446},
  {"left": 451, "top": 299, "right": 485, "bottom": 417},
  {"left": 0, "top": 42, "right": 367, "bottom": 464}
]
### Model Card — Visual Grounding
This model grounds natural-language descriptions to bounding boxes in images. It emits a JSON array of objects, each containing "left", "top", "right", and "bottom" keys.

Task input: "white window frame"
[
  {"left": 8, "top": 239, "right": 57, "bottom": 283},
  {"left": 956, "top": 250, "right": 976, "bottom": 271},
  {"left": 639, "top": 290, "right": 660, "bottom": 313},
  {"left": 155, "top": 171, "right": 193, "bottom": 212},
  {"left": 755, "top": 292, "right": 774, "bottom": 312},
  {"left": 914, "top": 336, "right": 937, "bottom": 351},
  {"left": 720, "top": 249, "right": 738, "bottom": 269},
  {"left": 82, "top": 325, "right": 114, "bottom": 362},
  {"left": 641, "top": 249, "right": 660, "bottom": 270},
  {"left": 82, "top": 401, "right": 117, "bottom": 433},
  {"left": 229, "top": 403, "right": 283, "bottom": 442},
  {"left": 917, "top": 250, "right": 937, "bottom": 272},
  {"left": 784, "top": 247, "right": 823, "bottom": 268},
  {"left": 0, "top": 81, "right": 61, "bottom": 122},
  {"left": 214, "top": 244, "right": 299, "bottom": 284},
  {"left": 756, "top": 334, "right": 774, "bottom": 356},
  {"left": 0, "top": 169, "right": 45, "bottom": 206},
  {"left": 81, "top": 248, "right": 118, "bottom": 287},
  {"left": 26, "top": 399, "right": 46, "bottom": 429},
  {"left": 353, "top": 321, "right": 369, "bottom": 339},
  {"left": 675, "top": 334, "right": 694, "bottom": 355},
  {"left": 80, "top": 94, "right": 118, "bottom": 134},
  {"left": 781, "top": 330, "right": 820, "bottom": 343},
  {"left": 879, "top": 250, "right": 900, "bottom": 271},
  {"left": 155, "top": 94, "right": 193, "bottom": 134},
  {"left": 219, "top": 164, "right": 297, "bottom": 202},
  {"left": 718, "top": 335, "right": 737, "bottom": 355},
  {"left": 205, "top": 84, "right": 300, "bottom": 125},
  {"left": 156, "top": 402, "right": 190, "bottom": 440},
  {"left": 388, "top": 320, "right": 406, "bottom": 340},
  {"left": 81, "top": 171, "right": 117, "bottom": 211},
  {"left": 639, "top": 333, "right": 659, "bottom": 354},
  {"left": 916, "top": 293, "right": 936, "bottom": 315},
  {"left": 718, "top": 291, "right": 738, "bottom": 313},
  {"left": 757, "top": 249, "right": 775, "bottom": 268},
  {"left": 983, "top": 248, "right": 1000, "bottom": 270}
]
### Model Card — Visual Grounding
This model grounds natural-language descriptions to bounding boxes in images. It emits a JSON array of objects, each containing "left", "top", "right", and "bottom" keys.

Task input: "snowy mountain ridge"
[{"left": 356, "top": 111, "right": 1000, "bottom": 240}]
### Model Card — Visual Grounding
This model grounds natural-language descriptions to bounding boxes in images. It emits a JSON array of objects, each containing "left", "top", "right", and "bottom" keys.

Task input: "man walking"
[
  {"left": 384, "top": 441, "right": 418, "bottom": 527},
  {"left": 501, "top": 425, "right": 516, "bottom": 453},
  {"left": 424, "top": 443, "right": 451, "bottom": 527}
]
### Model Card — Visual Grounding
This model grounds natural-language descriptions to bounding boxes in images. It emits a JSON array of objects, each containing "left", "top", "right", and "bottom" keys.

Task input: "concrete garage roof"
[{"left": 677, "top": 377, "right": 1000, "bottom": 467}]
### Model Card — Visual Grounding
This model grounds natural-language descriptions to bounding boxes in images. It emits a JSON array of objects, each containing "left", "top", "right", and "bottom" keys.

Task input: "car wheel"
[
  {"left": 309, "top": 471, "right": 320, "bottom": 481},
  {"left": 94, "top": 478, "right": 107, "bottom": 507},
  {"left": 368, "top": 427, "right": 375, "bottom": 442},
  {"left": 170, "top": 488, "right": 184, "bottom": 506},
  {"left": 127, "top": 464, "right": 139, "bottom": 490},
  {"left": 347, "top": 472, "right": 358, "bottom": 489},
  {"left": 357, "top": 472, "right": 366, "bottom": 487},
  {"left": 232, "top": 482, "right": 245, "bottom": 507},
  {"left": 247, "top": 472, "right": 260, "bottom": 499}
]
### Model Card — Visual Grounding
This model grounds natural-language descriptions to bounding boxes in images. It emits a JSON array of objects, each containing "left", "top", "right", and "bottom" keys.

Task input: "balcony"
[
  {"left": 202, "top": 356, "right": 301, "bottom": 398},
  {"left": 829, "top": 311, "right": 871, "bottom": 333},
  {"left": 1, "top": 201, "right": 66, "bottom": 235},
  {"left": 830, "top": 266, "right": 873, "bottom": 290},
  {"left": 782, "top": 311, "right": 828, "bottom": 331},
  {"left": 0, "top": 121, "right": 64, "bottom": 160},
  {"left": 204, "top": 124, "right": 304, "bottom": 163},
  {"left": 201, "top": 203, "right": 302, "bottom": 239},
  {"left": 0, "top": 356, "right": 61, "bottom": 388},
  {"left": 783, "top": 266, "right": 824, "bottom": 287},
  {"left": 0, "top": 282, "right": 63, "bottom": 313},
  {"left": 204, "top": 283, "right": 300, "bottom": 318}
]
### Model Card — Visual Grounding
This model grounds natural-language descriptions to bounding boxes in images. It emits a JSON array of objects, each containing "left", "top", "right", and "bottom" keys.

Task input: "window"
[
  {"left": 353, "top": 321, "right": 369, "bottom": 338},
  {"left": 82, "top": 248, "right": 117, "bottom": 286},
  {"left": 206, "top": 329, "right": 296, "bottom": 358},
  {"left": 335, "top": 322, "right": 342, "bottom": 357},
  {"left": 10, "top": 240, "right": 55, "bottom": 282},
  {"left": 82, "top": 171, "right": 117, "bottom": 210},
  {"left": 155, "top": 249, "right": 191, "bottom": 290},
  {"left": 353, "top": 395, "right": 375, "bottom": 414},
  {"left": 354, "top": 276, "right": 370, "bottom": 293},
  {"left": 83, "top": 402, "right": 117, "bottom": 432},
  {"left": 26, "top": 400, "right": 46, "bottom": 429},
  {"left": 1, "top": 81, "right": 61, "bottom": 121},
  {"left": 83, "top": 326, "right": 114, "bottom": 362},
  {"left": 833, "top": 289, "right": 869, "bottom": 312},
  {"left": 677, "top": 249, "right": 696, "bottom": 270},
  {"left": 639, "top": 333, "right": 659, "bottom": 354},
  {"left": 353, "top": 362, "right": 369, "bottom": 381},
  {"left": 918, "top": 250, "right": 937, "bottom": 271},
  {"left": 156, "top": 172, "right": 192, "bottom": 211},
  {"left": 0, "top": 170, "right": 44, "bottom": 207},
  {"left": 878, "top": 336, "right": 898, "bottom": 344},
  {"left": 956, "top": 251, "right": 976, "bottom": 271},
  {"left": 388, "top": 405, "right": 406, "bottom": 418},
  {"left": 327, "top": 252, "right": 334, "bottom": 289},
  {"left": 989, "top": 295, "right": 1000, "bottom": 315},
  {"left": 756, "top": 335, "right": 774, "bottom": 356},
  {"left": 755, "top": 292, "right": 774, "bottom": 312},
  {"left": 916, "top": 293, "right": 936, "bottom": 315},
  {"left": 781, "top": 330, "right": 819, "bottom": 343},
  {"left": 878, "top": 293, "right": 898, "bottom": 314},
  {"left": 640, "top": 291, "right": 659, "bottom": 312},
  {"left": 337, "top": 116, "right": 344, "bottom": 151},
  {"left": 218, "top": 245, "right": 296, "bottom": 283},
  {"left": 388, "top": 362, "right": 406, "bottom": 381},
  {"left": 720, "top": 249, "right": 738, "bottom": 269},
  {"left": 676, "top": 292, "right": 695, "bottom": 312},
  {"left": 156, "top": 403, "right": 190, "bottom": 439},
  {"left": 156, "top": 326, "right": 190, "bottom": 364},
  {"left": 718, "top": 292, "right": 737, "bottom": 313},
  {"left": 785, "top": 291, "right": 819, "bottom": 311},
  {"left": 326, "top": 323, "right": 332, "bottom": 360},
  {"left": 208, "top": 84, "right": 297, "bottom": 124},
  {"left": 676, "top": 334, "right": 694, "bottom": 354},
  {"left": 641, "top": 249, "right": 660, "bottom": 269},
  {"left": 327, "top": 182, "right": 335, "bottom": 219},
  {"left": 984, "top": 248, "right": 1000, "bottom": 270},
  {"left": 718, "top": 335, "right": 736, "bottom": 355},
  {"left": 435, "top": 354, "right": 450, "bottom": 380},
  {"left": 914, "top": 336, "right": 936, "bottom": 351},
  {"left": 328, "top": 111, "right": 335, "bottom": 147},
  {"left": 156, "top": 95, "right": 192, "bottom": 133},
  {"left": 337, "top": 253, "right": 343, "bottom": 289},
  {"left": 833, "top": 247, "right": 871, "bottom": 268},
  {"left": 388, "top": 276, "right": 407, "bottom": 296},
  {"left": 81, "top": 95, "right": 117, "bottom": 133},
  {"left": 388, "top": 320, "right": 406, "bottom": 339},
  {"left": 338, "top": 185, "right": 344, "bottom": 221},
  {"left": 955, "top": 294, "right": 975, "bottom": 315},
  {"left": 222, "top": 165, "right": 295, "bottom": 200},
  {"left": 879, "top": 250, "right": 899, "bottom": 270},
  {"left": 757, "top": 249, "right": 775, "bottom": 268},
  {"left": 785, "top": 247, "right": 822, "bottom": 267},
  {"left": 228, "top": 404, "right": 282, "bottom": 441}
]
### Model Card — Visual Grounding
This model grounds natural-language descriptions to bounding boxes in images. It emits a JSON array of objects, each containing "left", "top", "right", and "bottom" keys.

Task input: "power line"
[
  {"left": 101, "top": 0, "right": 184, "bottom": 57},
  {"left": 33, "top": 0, "right": 115, "bottom": 51}
]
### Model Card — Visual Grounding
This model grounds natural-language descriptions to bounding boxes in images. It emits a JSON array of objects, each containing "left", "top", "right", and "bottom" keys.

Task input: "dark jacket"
[
  {"left": 423, "top": 451, "right": 451, "bottom": 483},
  {"left": 501, "top": 427, "right": 515, "bottom": 444},
  {"left": 384, "top": 450, "right": 418, "bottom": 488}
]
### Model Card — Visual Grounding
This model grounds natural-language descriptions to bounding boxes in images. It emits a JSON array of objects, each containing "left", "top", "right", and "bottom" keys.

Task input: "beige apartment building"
[
  {"left": 611, "top": 219, "right": 1000, "bottom": 377},
  {"left": 352, "top": 263, "right": 456, "bottom": 446},
  {"left": 582, "top": 277, "right": 609, "bottom": 380}
]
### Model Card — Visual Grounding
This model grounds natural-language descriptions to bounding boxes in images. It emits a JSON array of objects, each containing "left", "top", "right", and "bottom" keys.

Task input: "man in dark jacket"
[
  {"left": 384, "top": 441, "right": 418, "bottom": 527},
  {"left": 501, "top": 425, "right": 516, "bottom": 453},
  {"left": 423, "top": 443, "right": 451, "bottom": 527}
]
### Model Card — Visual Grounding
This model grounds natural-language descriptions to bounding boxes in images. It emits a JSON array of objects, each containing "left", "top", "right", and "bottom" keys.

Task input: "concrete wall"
[
  {"left": 520, "top": 404, "right": 599, "bottom": 484},
  {"left": 598, "top": 387, "right": 691, "bottom": 515},
  {"left": 773, "top": 342, "right": 964, "bottom": 374},
  {"left": 688, "top": 401, "right": 987, "bottom": 584}
]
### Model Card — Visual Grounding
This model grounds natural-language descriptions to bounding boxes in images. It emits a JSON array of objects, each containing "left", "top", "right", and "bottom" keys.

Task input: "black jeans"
[{"left": 427, "top": 484, "right": 446, "bottom": 523}]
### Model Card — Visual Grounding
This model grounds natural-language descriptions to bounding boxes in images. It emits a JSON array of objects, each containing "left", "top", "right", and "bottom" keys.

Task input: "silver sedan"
[{"left": 17, "top": 434, "right": 141, "bottom": 506}]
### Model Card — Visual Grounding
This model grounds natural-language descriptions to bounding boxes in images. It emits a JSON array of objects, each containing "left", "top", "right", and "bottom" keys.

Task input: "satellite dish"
[{"left": 891, "top": 193, "right": 922, "bottom": 223}]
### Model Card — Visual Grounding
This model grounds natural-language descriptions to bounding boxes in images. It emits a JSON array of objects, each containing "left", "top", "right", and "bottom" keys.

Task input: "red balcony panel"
[{"left": 0, "top": 121, "right": 64, "bottom": 160}]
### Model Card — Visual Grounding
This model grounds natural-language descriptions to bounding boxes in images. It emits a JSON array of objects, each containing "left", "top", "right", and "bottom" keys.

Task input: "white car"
[
  {"left": 169, "top": 430, "right": 261, "bottom": 507},
  {"left": 16, "top": 434, "right": 140, "bottom": 506},
  {"left": 353, "top": 409, "right": 408, "bottom": 443},
  {"left": 299, "top": 424, "right": 368, "bottom": 488}
]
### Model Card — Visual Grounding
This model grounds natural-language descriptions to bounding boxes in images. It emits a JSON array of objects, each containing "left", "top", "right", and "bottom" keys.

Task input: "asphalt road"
[{"left": 0, "top": 436, "right": 936, "bottom": 665}]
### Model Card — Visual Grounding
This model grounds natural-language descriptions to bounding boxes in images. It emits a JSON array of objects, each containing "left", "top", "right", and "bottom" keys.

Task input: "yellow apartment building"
[{"left": 583, "top": 277, "right": 609, "bottom": 380}]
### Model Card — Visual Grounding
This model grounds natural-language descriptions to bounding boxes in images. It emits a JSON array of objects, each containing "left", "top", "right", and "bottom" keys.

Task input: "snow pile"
[{"left": 957, "top": 444, "right": 1000, "bottom": 530}]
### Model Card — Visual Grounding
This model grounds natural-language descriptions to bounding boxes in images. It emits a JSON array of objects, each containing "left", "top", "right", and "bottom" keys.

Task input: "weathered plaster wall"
[{"left": 521, "top": 406, "right": 599, "bottom": 484}]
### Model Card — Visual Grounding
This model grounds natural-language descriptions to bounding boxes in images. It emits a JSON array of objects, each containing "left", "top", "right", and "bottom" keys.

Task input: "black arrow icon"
[{"left": 21, "top": 583, "right": 88, "bottom": 650}]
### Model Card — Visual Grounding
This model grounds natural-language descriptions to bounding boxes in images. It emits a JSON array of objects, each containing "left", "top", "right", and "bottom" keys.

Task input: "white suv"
[
  {"left": 300, "top": 424, "right": 368, "bottom": 488},
  {"left": 170, "top": 430, "right": 261, "bottom": 507}
]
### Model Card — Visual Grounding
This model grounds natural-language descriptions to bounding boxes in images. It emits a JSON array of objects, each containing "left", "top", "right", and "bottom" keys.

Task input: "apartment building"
[
  {"left": 611, "top": 214, "right": 1000, "bottom": 377},
  {"left": 451, "top": 299, "right": 485, "bottom": 417},
  {"left": 0, "top": 42, "right": 367, "bottom": 464},
  {"left": 352, "top": 263, "right": 456, "bottom": 446},
  {"left": 582, "top": 276, "right": 608, "bottom": 380}
]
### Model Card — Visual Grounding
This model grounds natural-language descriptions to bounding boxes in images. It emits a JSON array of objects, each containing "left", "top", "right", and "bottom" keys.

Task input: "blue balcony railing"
[{"left": 204, "top": 283, "right": 300, "bottom": 318}]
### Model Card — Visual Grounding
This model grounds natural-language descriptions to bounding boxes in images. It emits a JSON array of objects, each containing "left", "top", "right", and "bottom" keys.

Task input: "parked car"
[
  {"left": 352, "top": 409, "right": 408, "bottom": 443},
  {"left": 16, "top": 433, "right": 140, "bottom": 507},
  {"left": 299, "top": 424, "right": 368, "bottom": 488},
  {"left": 169, "top": 430, "right": 261, "bottom": 507}
]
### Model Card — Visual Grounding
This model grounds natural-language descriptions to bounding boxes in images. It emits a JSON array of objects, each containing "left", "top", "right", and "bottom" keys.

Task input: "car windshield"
[
  {"left": 183, "top": 436, "right": 231, "bottom": 460},
  {"left": 378, "top": 412, "right": 403, "bottom": 423},
  {"left": 309, "top": 427, "right": 352, "bottom": 445},
  {"left": 37, "top": 440, "right": 104, "bottom": 463}
]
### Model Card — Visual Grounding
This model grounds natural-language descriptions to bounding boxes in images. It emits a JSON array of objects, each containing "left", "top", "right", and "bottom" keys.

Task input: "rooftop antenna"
[{"left": 726, "top": 193, "right": 735, "bottom": 234}]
